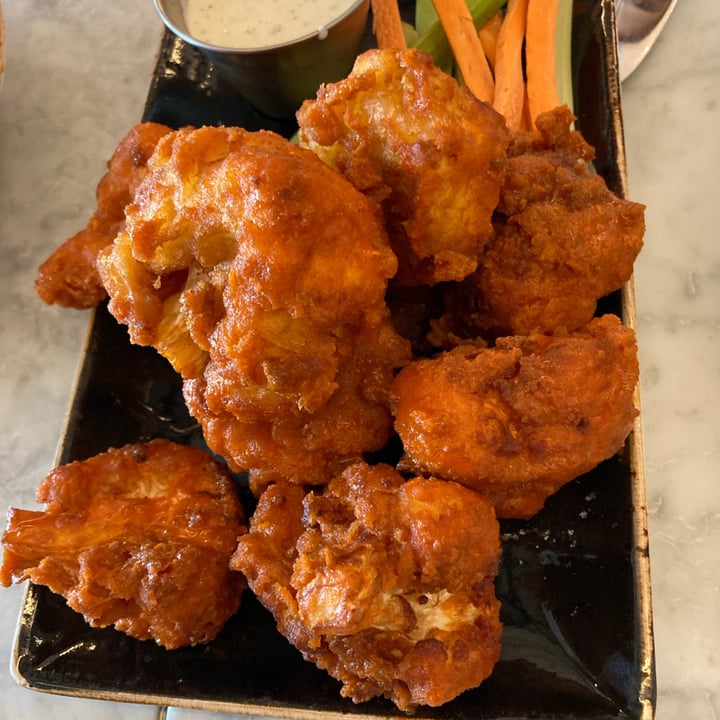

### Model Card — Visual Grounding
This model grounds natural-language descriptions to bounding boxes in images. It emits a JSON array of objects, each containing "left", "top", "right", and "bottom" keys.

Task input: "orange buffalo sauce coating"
[{"left": 1, "top": 438, "right": 247, "bottom": 649}]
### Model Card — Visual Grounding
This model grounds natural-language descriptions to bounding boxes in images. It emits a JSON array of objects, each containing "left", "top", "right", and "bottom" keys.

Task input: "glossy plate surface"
[{"left": 12, "top": 1, "right": 655, "bottom": 718}]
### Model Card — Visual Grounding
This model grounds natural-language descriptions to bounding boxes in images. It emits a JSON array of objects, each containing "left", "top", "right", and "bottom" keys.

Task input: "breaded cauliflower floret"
[
  {"left": 297, "top": 48, "right": 509, "bottom": 286},
  {"left": 437, "top": 106, "right": 645, "bottom": 339},
  {"left": 393, "top": 314, "right": 639, "bottom": 518},
  {"left": 231, "top": 462, "right": 502, "bottom": 710},
  {"left": 1, "top": 439, "right": 246, "bottom": 649},
  {"left": 97, "top": 126, "right": 410, "bottom": 489}
]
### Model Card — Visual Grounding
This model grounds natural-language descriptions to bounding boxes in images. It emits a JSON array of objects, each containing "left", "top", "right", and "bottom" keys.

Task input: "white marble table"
[{"left": 0, "top": 1, "right": 717, "bottom": 719}]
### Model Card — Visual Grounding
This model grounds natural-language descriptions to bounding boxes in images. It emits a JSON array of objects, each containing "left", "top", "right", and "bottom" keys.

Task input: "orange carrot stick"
[
  {"left": 525, "top": 0, "right": 560, "bottom": 127},
  {"left": 431, "top": 0, "right": 494, "bottom": 103},
  {"left": 371, "top": 0, "right": 407, "bottom": 50},
  {"left": 492, "top": 0, "right": 528, "bottom": 130},
  {"left": 521, "top": 82, "right": 533, "bottom": 131},
  {"left": 477, "top": 10, "right": 503, "bottom": 70}
]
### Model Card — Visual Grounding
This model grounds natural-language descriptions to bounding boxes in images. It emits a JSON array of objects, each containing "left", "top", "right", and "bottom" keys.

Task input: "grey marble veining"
[
  {"left": 623, "top": 0, "right": 720, "bottom": 717},
  {"left": 0, "top": 1, "right": 161, "bottom": 719},
  {"left": 0, "top": 1, "right": 718, "bottom": 719}
]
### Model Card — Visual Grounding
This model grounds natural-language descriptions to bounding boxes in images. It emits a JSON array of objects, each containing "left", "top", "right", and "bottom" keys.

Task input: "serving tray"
[{"left": 12, "top": 1, "right": 655, "bottom": 718}]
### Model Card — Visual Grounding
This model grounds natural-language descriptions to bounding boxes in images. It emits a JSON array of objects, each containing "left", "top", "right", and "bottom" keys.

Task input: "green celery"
[
  {"left": 415, "top": 0, "right": 439, "bottom": 35},
  {"left": 402, "top": 21, "right": 421, "bottom": 47}
]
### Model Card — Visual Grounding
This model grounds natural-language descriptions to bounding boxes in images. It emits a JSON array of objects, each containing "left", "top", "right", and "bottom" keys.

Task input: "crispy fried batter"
[
  {"left": 97, "top": 126, "right": 410, "bottom": 489},
  {"left": 436, "top": 106, "right": 645, "bottom": 340},
  {"left": 231, "top": 463, "right": 502, "bottom": 710},
  {"left": 1, "top": 439, "right": 246, "bottom": 649},
  {"left": 393, "top": 315, "right": 639, "bottom": 518},
  {"left": 35, "top": 122, "right": 173, "bottom": 309},
  {"left": 297, "top": 48, "right": 509, "bottom": 286}
]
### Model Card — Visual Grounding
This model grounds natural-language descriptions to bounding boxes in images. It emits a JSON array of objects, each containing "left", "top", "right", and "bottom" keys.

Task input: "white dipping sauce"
[{"left": 185, "top": 0, "right": 357, "bottom": 48}]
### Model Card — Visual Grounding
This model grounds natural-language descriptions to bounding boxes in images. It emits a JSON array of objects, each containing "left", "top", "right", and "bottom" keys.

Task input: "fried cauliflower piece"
[
  {"left": 1, "top": 439, "right": 246, "bottom": 649},
  {"left": 437, "top": 106, "right": 645, "bottom": 339},
  {"left": 231, "top": 463, "right": 502, "bottom": 710},
  {"left": 35, "top": 122, "right": 173, "bottom": 309},
  {"left": 393, "top": 315, "right": 640, "bottom": 519},
  {"left": 97, "top": 126, "right": 410, "bottom": 489},
  {"left": 297, "top": 48, "right": 509, "bottom": 286}
]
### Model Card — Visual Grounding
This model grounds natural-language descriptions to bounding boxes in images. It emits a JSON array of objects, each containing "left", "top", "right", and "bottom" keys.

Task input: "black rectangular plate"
[{"left": 12, "top": 1, "right": 655, "bottom": 718}]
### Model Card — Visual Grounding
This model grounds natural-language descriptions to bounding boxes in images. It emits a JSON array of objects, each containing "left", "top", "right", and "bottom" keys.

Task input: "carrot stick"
[
  {"left": 371, "top": 0, "right": 407, "bottom": 50},
  {"left": 477, "top": 10, "right": 503, "bottom": 70},
  {"left": 521, "top": 83, "right": 533, "bottom": 131},
  {"left": 525, "top": 0, "right": 560, "bottom": 127},
  {"left": 492, "top": 0, "right": 528, "bottom": 130},
  {"left": 431, "top": 0, "right": 495, "bottom": 103}
]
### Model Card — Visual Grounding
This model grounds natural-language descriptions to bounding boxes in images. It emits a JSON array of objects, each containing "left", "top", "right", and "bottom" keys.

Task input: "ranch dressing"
[{"left": 185, "top": 0, "right": 357, "bottom": 48}]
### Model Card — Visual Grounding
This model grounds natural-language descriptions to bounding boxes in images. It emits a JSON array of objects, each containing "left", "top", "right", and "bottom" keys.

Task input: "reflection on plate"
[{"left": 12, "top": 1, "right": 655, "bottom": 718}]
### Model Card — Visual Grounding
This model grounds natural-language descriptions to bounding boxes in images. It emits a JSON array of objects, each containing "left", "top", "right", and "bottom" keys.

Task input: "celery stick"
[
  {"left": 555, "top": 0, "right": 574, "bottom": 113},
  {"left": 415, "top": 0, "right": 439, "bottom": 35},
  {"left": 402, "top": 21, "right": 421, "bottom": 47}
]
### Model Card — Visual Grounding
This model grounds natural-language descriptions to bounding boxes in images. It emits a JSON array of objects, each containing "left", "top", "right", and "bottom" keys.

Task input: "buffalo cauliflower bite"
[
  {"left": 297, "top": 48, "right": 509, "bottom": 286},
  {"left": 393, "top": 314, "right": 640, "bottom": 519},
  {"left": 97, "top": 126, "right": 410, "bottom": 489},
  {"left": 231, "top": 462, "right": 502, "bottom": 710},
  {"left": 0, "top": 439, "right": 246, "bottom": 649},
  {"left": 437, "top": 106, "right": 645, "bottom": 339}
]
